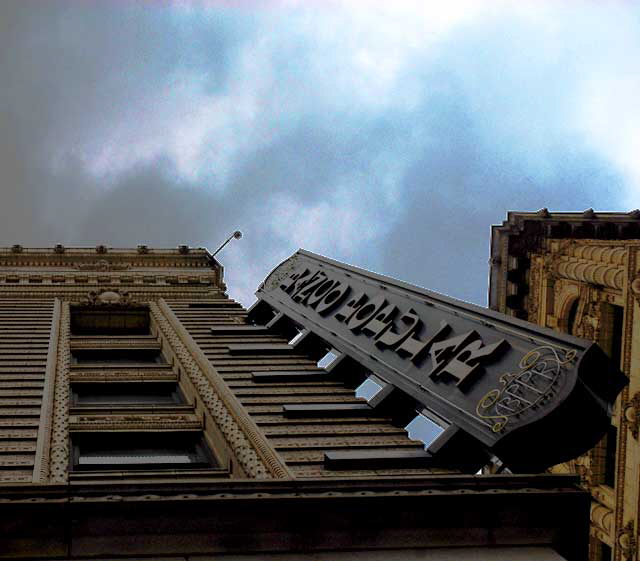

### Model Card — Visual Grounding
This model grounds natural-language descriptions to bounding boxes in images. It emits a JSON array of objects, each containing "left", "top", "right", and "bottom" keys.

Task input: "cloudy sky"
[{"left": 1, "top": 1, "right": 639, "bottom": 306}]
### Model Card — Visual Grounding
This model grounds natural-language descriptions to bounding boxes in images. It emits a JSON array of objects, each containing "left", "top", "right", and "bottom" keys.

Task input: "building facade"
[
  {"left": 0, "top": 244, "right": 602, "bottom": 559},
  {"left": 490, "top": 210, "right": 640, "bottom": 561}
]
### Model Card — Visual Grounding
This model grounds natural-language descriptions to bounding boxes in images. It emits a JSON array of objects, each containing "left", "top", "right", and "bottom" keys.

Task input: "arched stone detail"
[{"left": 555, "top": 283, "right": 581, "bottom": 334}]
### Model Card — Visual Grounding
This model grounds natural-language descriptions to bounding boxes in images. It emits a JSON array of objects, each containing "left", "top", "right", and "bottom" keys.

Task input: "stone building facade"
[
  {"left": 0, "top": 244, "right": 596, "bottom": 559},
  {"left": 489, "top": 210, "right": 640, "bottom": 561}
]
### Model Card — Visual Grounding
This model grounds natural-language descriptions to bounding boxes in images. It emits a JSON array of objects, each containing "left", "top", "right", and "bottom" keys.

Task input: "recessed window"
[
  {"left": 72, "top": 432, "right": 215, "bottom": 471},
  {"left": 70, "top": 306, "right": 150, "bottom": 335},
  {"left": 71, "top": 348, "right": 165, "bottom": 364},
  {"left": 405, "top": 411, "right": 446, "bottom": 450},
  {"left": 72, "top": 383, "right": 183, "bottom": 406}
]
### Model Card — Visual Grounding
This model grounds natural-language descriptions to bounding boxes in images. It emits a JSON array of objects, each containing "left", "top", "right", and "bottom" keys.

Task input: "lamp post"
[{"left": 211, "top": 230, "right": 243, "bottom": 258}]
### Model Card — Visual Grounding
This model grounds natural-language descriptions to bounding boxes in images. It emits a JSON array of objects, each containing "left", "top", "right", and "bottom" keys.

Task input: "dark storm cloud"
[{"left": 0, "top": 1, "right": 637, "bottom": 306}]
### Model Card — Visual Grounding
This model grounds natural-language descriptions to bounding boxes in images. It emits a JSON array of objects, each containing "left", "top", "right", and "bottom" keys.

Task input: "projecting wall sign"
[{"left": 253, "top": 250, "right": 627, "bottom": 471}]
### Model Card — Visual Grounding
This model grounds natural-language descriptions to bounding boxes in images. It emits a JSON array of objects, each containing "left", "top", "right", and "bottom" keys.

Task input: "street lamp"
[{"left": 211, "top": 230, "right": 243, "bottom": 258}]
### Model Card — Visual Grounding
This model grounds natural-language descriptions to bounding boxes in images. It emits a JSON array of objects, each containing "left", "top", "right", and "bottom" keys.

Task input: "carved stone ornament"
[
  {"left": 81, "top": 289, "right": 134, "bottom": 307},
  {"left": 630, "top": 273, "right": 640, "bottom": 304},
  {"left": 575, "top": 462, "right": 593, "bottom": 490},
  {"left": 49, "top": 303, "right": 71, "bottom": 482},
  {"left": 10, "top": 244, "right": 23, "bottom": 253},
  {"left": 624, "top": 392, "right": 640, "bottom": 439},
  {"left": 617, "top": 520, "right": 637, "bottom": 561},
  {"left": 53, "top": 244, "right": 65, "bottom": 254},
  {"left": 574, "top": 302, "right": 601, "bottom": 342},
  {"left": 178, "top": 244, "right": 190, "bottom": 255},
  {"left": 75, "top": 259, "right": 130, "bottom": 271},
  {"left": 137, "top": 244, "right": 149, "bottom": 254},
  {"left": 95, "top": 245, "right": 108, "bottom": 254}
]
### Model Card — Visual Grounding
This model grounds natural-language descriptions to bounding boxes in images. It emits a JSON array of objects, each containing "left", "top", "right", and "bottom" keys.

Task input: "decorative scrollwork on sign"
[{"left": 476, "top": 346, "right": 577, "bottom": 433}]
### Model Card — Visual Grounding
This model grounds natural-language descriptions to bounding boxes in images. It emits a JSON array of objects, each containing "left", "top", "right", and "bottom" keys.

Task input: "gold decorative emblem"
[{"left": 476, "top": 346, "right": 577, "bottom": 433}]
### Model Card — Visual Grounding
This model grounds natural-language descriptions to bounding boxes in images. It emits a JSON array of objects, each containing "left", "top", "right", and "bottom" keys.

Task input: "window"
[
  {"left": 71, "top": 348, "right": 165, "bottom": 364},
  {"left": 72, "top": 432, "right": 215, "bottom": 471},
  {"left": 600, "top": 304, "right": 624, "bottom": 367},
  {"left": 70, "top": 306, "right": 150, "bottom": 336},
  {"left": 72, "top": 383, "right": 183, "bottom": 406}
]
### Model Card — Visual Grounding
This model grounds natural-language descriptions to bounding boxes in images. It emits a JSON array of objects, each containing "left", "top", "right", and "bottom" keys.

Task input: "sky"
[{"left": 1, "top": 0, "right": 639, "bottom": 307}]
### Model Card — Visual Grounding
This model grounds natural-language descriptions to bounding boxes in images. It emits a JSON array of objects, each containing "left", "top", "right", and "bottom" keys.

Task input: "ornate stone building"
[
  {"left": 0, "top": 244, "right": 605, "bottom": 560},
  {"left": 489, "top": 210, "right": 640, "bottom": 561}
]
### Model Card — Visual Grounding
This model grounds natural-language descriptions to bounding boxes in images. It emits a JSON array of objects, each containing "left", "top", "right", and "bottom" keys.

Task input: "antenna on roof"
[{"left": 211, "top": 230, "right": 243, "bottom": 258}]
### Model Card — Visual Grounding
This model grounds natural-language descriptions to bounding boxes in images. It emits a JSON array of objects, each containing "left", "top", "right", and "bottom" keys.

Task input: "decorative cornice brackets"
[{"left": 151, "top": 300, "right": 292, "bottom": 480}]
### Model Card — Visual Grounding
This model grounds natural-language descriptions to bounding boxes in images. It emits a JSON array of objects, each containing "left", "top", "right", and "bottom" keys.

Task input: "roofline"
[{"left": 488, "top": 208, "right": 640, "bottom": 313}]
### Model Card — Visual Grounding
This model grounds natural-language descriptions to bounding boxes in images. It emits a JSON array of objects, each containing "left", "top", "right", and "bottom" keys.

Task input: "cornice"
[
  {"left": 0, "top": 287, "right": 226, "bottom": 300},
  {"left": 0, "top": 246, "right": 223, "bottom": 285}
]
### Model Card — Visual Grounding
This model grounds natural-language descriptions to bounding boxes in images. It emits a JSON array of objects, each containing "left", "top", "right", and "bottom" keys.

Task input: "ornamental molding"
[
  {"left": 546, "top": 242, "right": 627, "bottom": 292},
  {"left": 591, "top": 501, "right": 614, "bottom": 537},
  {"left": 0, "top": 273, "right": 217, "bottom": 284},
  {"left": 75, "top": 260, "right": 131, "bottom": 271},
  {"left": 151, "top": 300, "right": 292, "bottom": 479},
  {"left": 0, "top": 288, "right": 225, "bottom": 300},
  {"left": 69, "top": 414, "right": 201, "bottom": 431},
  {"left": 32, "top": 299, "right": 62, "bottom": 483},
  {"left": 69, "top": 338, "right": 161, "bottom": 349},
  {"left": 0, "top": 247, "right": 216, "bottom": 269},
  {"left": 630, "top": 271, "right": 640, "bottom": 304},
  {"left": 617, "top": 520, "right": 637, "bottom": 561},
  {"left": 48, "top": 303, "right": 71, "bottom": 483},
  {"left": 615, "top": 247, "right": 636, "bottom": 548},
  {"left": 573, "top": 300, "right": 602, "bottom": 342},
  {"left": 0, "top": 482, "right": 577, "bottom": 505},
  {"left": 526, "top": 255, "right": 544, "bottom": 323},
  {"left": 623, "top": 392, "right": 640, "bottom": 439},
  {"left": 69, "top": 370, "right": 177, "bottom": 382},
  {"left": 79, "top": 289, "right": 137, "bottom": 307}
]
